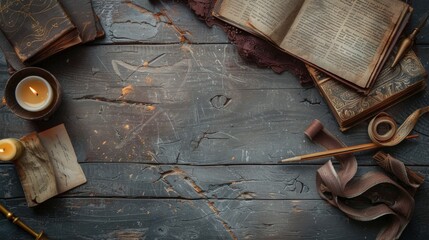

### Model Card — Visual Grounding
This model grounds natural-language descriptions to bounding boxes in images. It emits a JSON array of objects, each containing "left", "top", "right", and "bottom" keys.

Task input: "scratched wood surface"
[{"left": 0, "top": 0, "right": 429, "bottom": 239}]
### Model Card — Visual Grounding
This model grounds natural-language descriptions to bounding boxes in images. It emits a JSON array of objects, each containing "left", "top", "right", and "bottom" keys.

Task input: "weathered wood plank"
[
  {"left": 0, "top": 198, "right": 427, "bottom": 240},
  {"left": 1, "top": 164, "right": 428, "bottom": 201},
  {"left": 0, "top": 198, "right": 232, "bottom": 240},
  {"left": 91, "top": 0, "right": 228, "bottom": 44},
  {"left": 1, "top": 44, "right": 429, "bottom": 165},
  {"left": 0, "top": 44, "right": 341, "bottom": 165}
]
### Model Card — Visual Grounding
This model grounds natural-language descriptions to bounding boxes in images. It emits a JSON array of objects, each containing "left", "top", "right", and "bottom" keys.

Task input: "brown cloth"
[{"left": 305, "top": 119, "right": 424, "bottom": 240}]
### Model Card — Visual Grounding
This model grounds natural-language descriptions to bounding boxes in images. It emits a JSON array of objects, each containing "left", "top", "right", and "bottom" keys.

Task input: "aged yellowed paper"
[{"left": 15, "top": 124, "right": 86, "bottom": 207}]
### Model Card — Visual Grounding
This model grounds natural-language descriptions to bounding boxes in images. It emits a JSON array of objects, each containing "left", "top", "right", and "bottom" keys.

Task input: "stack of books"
[
  {"left": 0, "top": 0, "right": 104, "bottom": 70},
  {"left": 212, "top": 0, "right": 427, "bottom": 131},
  {"left": 306, "top": 53, "right": 426, "bottom": 131}
]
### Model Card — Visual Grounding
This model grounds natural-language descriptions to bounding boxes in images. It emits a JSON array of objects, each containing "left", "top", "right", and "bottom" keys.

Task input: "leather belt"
[{"left": 305, "top": 117, "right": 425, "bottom": 239}]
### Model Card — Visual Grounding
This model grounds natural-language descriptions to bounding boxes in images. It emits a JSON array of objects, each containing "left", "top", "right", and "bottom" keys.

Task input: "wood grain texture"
[
  {"left": 2, "top": 44, "right": 428, "bottom": 165},
  {"left": 91, "top": 0, "right": 228, "bottom": 44},
  {"left": 1, "top": 164, "right": 428, "bottom": 200},
  {"left": 0, "top": 197, "right": 428, "bottom": 240},
  {"left": 0, "top": 0, "right": 429, "bottom": 239}
]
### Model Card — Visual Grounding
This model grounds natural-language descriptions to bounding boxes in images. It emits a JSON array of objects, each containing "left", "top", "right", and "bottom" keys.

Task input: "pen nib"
[{"left": 279, "top": 156, "right": 302, "bottom": 163}]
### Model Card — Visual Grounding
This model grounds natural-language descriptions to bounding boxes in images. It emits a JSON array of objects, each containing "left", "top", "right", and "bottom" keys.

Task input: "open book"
[
  {"left": 213, "top": 0, "right": 412, "bottom": 92},
  {"left": 15, "top": 124, "right": 86, "bottom": 207}
]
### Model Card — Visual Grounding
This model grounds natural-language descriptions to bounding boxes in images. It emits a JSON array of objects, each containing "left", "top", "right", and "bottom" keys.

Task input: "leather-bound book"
[
  {"left": 59, "top": 0, "right": 101, "bottom": 43},
  {"left": 0, "top": 0, "right": 81, "bottom": 64},
  {"left": 94, "top": 13, "right": 105, "bottom": 39},
  {"left": 307, "top": 50, "right": 427, "bottom": 131}
]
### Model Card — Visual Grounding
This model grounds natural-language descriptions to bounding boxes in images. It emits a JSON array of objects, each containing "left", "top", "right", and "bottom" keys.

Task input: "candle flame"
[
  {"left": 29, "top": 87, "right": 39, "bottom": 96},
  {"left": 0, "top": 148, "right": 4, "bottom": 153}
]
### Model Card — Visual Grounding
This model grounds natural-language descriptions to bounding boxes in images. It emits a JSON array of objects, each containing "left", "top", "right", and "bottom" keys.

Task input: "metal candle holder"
[{"left": 0, "top": 202, "right": 48, "bottom": 239}]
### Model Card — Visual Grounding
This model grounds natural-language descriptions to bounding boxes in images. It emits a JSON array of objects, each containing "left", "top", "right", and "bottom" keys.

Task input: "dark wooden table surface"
[{"left": 1, "top": 0, "right": 429, "bottom": 239}]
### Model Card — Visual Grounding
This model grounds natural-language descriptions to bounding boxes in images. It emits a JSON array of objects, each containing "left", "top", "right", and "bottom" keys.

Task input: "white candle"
[
  {"left": 0, "top": 138, "right": 24, "bottom": 161},
  {"left": 15, "top": 76, "right": 53, "bottom": 112}
]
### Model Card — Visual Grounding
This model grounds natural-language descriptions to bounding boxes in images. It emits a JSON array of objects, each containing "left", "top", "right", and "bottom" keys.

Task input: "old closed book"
[
  {"left": 307, "top": 50, "right": 427, "bottom": 131},
  {"left": 0, "top": 0, "right": 82, "bottom": 64},
  {"left": 213, "top": 0, "right": 412, "bottom": 93},
  {"left": 59, "top": 0, "right": 104, "bottom": 43}
]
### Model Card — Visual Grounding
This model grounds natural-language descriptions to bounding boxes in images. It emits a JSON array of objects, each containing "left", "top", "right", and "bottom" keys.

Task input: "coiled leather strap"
[
  {"left": 305, "top": 119, "right": 424, "bottom": 240},
  {"left": 368, "top": 106, "right": 429, "bottom": 146}
]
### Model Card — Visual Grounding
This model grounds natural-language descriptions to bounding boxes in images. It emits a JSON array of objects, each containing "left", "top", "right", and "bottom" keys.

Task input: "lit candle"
[
  {"left": 0, "top": 138, "right": 24, "bottom": 161},
  {"left": 15, "top": 76, "right": 53, "bottom": 112}
]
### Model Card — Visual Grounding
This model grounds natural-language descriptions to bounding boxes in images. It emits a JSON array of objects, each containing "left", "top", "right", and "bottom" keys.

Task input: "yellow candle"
[
  {"left": 15, "top": 76, "right": 53, "bottom": 112},
  {"left": 0, "top": 138, "right": 24, "bottom": 161}
]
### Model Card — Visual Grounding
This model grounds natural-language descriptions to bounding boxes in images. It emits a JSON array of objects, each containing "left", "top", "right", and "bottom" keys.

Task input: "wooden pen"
[{"left": 279, "top": 134, "right": 418, "bottom": 163}]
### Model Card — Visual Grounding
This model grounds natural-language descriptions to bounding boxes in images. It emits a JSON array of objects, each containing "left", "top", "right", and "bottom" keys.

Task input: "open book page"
[
  {"left": 15, "top": 124, "right": 86, "bottom": 207},
  {"left": 16, "top": 133, "right": 58, "bottom": 207},
  {"left": 213, "top": 0, "right": 258, "bottom": 34},
  {"left": 38, "top": 124, "right": 87, "bottom": 194},
  {"left": 280, "top": 0, "right": 408, "bottom": 89},
  {"left": 248, "top": 0, "right": 305, "bottom": 45}
]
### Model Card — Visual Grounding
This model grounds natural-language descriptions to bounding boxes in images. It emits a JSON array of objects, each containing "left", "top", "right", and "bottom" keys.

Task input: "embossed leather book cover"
[
  {"left": 307, "top": 51, "right": 427, "bottom": 131},
  {"left": 0, "top": 0, "right": 81, "bottom": 63}
]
